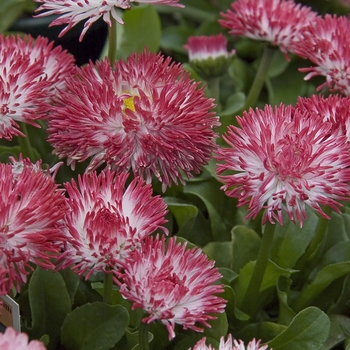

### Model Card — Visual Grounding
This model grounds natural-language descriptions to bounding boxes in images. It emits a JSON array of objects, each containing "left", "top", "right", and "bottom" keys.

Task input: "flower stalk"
[
  {"left": 108, "top": 17, "right": 118, "bottom": 64},
  {"left": 138, "top": 322, "right": 150, "bottom": 350},
  {"left": 239, "top": 221, "right": 276, "bottom": 318},
  {"left": 103, "top": 272, "right": 114, "bottom": 305}
]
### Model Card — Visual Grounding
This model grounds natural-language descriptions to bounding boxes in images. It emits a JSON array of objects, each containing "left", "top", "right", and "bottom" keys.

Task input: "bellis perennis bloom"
[
  {"left": 35, "top": 0, "right": 184, "bottom": 42},
  {"left": 191, "top": 335, "right": 270, "bottom": 350},
  {"left": 0, "top": 34, "right": 74, "bottom": 140},
  {"left": 185, "top": 34, "right": 235, "bottom": 78},
  {"left": 0, "top": 327, "right": 46, "bottom": 350},
  {"left": 219, "top": 0, "right": 317, "bottom": 56},
  {"left": 292, "top": 15, "right": 350, "bottom": 95},
  {"left": 118, "top": 235, "right": 226, "bottom": 339},
  {"left": 58, "top": 171, "right": 167, "bottom": 278},
  {"left": 0, "top": 157, "right": 65, "bottom": 294},
  {"left": 216, "top": 104, "right": 350, "bottom": 227},
  {"left": 47, "top": 50, "right": 219, "bottom": 190}
]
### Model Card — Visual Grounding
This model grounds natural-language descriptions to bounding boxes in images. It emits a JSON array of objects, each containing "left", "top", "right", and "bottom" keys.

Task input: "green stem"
[
  {"left": 18, "top": 123, "right": 36, "bottom": 160},
  {"left": 103, "top": 272, "right": 114, "bottom": 305},
  {"left": 241, "top": 45, "right": 277, "bottom": 113},
  {"left": 108, "top": 18, "right": 118, "bottom": 64},
  {"left": 138, "top": 322, "right": 150, "bottom": 350},
  {"left": 240, "top": 221, "right": 276, "bottom": 318},
  {"left": 208, "top": 77, "right": 220, "bottom": 109}
]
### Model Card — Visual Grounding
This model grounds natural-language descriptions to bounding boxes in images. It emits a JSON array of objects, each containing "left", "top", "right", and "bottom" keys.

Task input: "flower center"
[{"left": 123, "top": 96, "right": 136, "bottom": 113}]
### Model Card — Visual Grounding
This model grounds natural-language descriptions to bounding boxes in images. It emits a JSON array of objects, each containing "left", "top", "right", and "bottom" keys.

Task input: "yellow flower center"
[{"left": 123, "top": 96, "right": 136, "bottom": 113}]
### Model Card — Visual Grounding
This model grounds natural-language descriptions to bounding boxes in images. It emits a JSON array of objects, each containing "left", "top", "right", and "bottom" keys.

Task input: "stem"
[
  {"left": 17, "top": 123, "right": 36, "bottom": 160},
  {"left": 208, "top": 77, "right": 220, "bottom": 109},
  {"left": 241, "top": 45, "right": 277, "bottom": 112},
  {"left": 103, "top": 272, "right": 114, "bottom": 305},
  {"left": 108, "top": 18, "right": 118, "bottom": 64},
  {"left": 240, "top": 221, "right": 276, "bottom": 318},
  {"left": 138, "top": 322, "right": 150, "bottom": 350}
]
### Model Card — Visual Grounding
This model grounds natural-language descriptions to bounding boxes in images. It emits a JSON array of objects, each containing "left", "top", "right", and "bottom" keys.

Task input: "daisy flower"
[
  {"left": 0, "top": 327, "right": 46, "bottom": 350},
  {"left": 35, "top": 0, "right": 184, "bottom": 42},
  {"left": 118, "top": 235, "right": 226, "bottom": 340},
  {"left": 292, "top": 14, "right": 350, "bottom": 95},
  {"left": 219, "top": 0, "right": 318, "bottom": 56},
  {"left": 215, "top": 103, "right": 350, "bottom": 227},
  {"left": 47, "top": 50, "right": 219, "bottom": 191},
  {"left": 0, "top": 157, "right": 66, "bottom": 294},
  {"left": 191, "top": 335, "right": 270, "bottom": 350},
  {"left": 295, "top": 94, "right": 350, "bottom": 141},
  {"left": 58, "top": 171, "right": 168, "bottom": 278},
  {"left": 184, "top": 34, "right": 235, "bottom": 78},
  {"left": 0, "top": 34, "right": 75, "bottom": 140}
]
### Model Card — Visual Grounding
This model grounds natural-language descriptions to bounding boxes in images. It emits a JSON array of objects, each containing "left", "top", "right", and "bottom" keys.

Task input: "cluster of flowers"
[{"left": 2, "top": 0, "right": 350, "bottom": 348}]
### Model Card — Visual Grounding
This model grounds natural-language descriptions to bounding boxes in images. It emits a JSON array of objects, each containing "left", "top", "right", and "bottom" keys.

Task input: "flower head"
[
  {"left": 292, "top": 14, "right": 350, "bottom": 95},
  {"left": 58, "top": 171, "right": 168, "bottom": 278},
  {"left": 215, "top": 104, "right": 350, "bottom": 227},
  {"left": 0, "top": 327, "right": 46, "bottom": 350},
  {"left": 0, "top": 157, "right": 66, "bottom": 294},
  {"left": 219, "top": 0, "right": 317, "bottom": 56},
  {"left": 47, "top": 50, "right": 219, "bottom": 191},
  {"left": 118, "top": 235, "right": 226, "bottom": 339},
  {"left": 35, "top": 0, "right": 184, "bottom": 42},
  {"left": 295, "top": 94, "right": 350, "bottom": 141},
  {"left": 0, "top": 34, "right": 75, "bottom": 140},
  {"left": 185, "top": 34, "right": 235, "bottom": 78},
  {"left": 191, "top": 335, "right": 270, "bottom": 350}
]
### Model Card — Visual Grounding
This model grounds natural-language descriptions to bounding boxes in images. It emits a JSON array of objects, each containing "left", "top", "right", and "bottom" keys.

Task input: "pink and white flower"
[
  {"left": 47, "top": 50, "right": 219, "bottom": 191},
  {"left": 191, "top": 335, "right": 270, "bottom": 350},
  {"left": 0, "top": 327, "right": 46, "bottom": 350},
  {"left": 35, "top": 0, "right": 184, "bottom": 42},
  {"left": 0, "top": 34, "right": 75, "bottom": 140},
  {"left": 216, "top": 104, "right": 350, "bottom": 227},
  {"left": 0, "top": 157, "right": 66, "bottom": 294},
  {"left": 295, "top": 94, "right": 350, "bottom": 141},
  {"left": 219, "top": 0, "right": 317, "bottom": 56},
  {"left": 292, "top": 14, "right": 350, "bottom": 95},
  {"left": 58, "top": 171, "right": 168, "bottom": 278},
  {"left": 118, "top": 235, "right": 226, "bottom": 340}
]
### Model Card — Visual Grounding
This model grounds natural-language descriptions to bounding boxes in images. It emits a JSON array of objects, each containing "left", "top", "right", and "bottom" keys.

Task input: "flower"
[
  {"left": 47, "top": 50, "right": 219, "bottom": 191},
  {"left": 35, "top": 0, "right": 184, "bottom": 42},
  {"left": 184, "top": 34, "right": 235, "bottom": 79},
  {"left": 215, "top": 104, "right": 350, "bottom": 227},
  {"left": 219, "top": 0, "right": 317, "bottom": 56},
  {"left": 118, "top": 235, "right": 226, "bottom": 339},
  {"left": 190, "top": 335, "right": 270, "bottom": 350},
  {"left": 0, "top": 34, "right": 75, "bottom": 140},
  {"left": 292, "top": 14, "right": 350, "bottom": 95},
  {"left": 58, "top": 171, "right": 168, "bottom": 278},
  {"left": 295, "top": 94, "right": 350, "bottom": 141},
  {"left": 0, "top": 157, "right": 66, "bottom": 294},
  {"left": 0, "top": 327, "right": 46, "bottom": 350}
]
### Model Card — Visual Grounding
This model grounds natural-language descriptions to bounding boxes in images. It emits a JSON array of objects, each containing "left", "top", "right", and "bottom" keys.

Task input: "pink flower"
[
  {"left": 292, "top": 14, "right": 350, "bottom": 95},
  {"left": 0, "top": 157, "right": 66, "bottom": 294},
  {"left": 219, "top": 0, "right": 317, "bottom": 56},
  {"left": 295, "top": 94, "right": 350, "bottom": 141},
  {"left": 0, "top": 327, "right": 46, "bottom": 350},
  {"left": 184, "top": 34, "right": 235, "bottom": 78},
  {"left": 191, "top": 335, "right": 270, "bottom": 350},
  {"left": 118, "top": 235, "right": 226, "bottom": 340},
  {"left": 58, "top": 171, "right": 168, "bottom": 278},
  {"left": 0, "top": 34, "right": 75, "bottom": 140},
  {"left": 215, "top": 104, "right": 350, "bottom": 227},
  {"left": 47, "top": 50, "right": 219, "bottom": 191},
  {"left": 35, "top": 0, "right": 184, "bottom": 42}
]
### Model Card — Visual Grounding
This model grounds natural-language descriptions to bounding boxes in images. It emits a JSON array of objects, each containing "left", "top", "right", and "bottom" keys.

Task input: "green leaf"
[
  {"left": 231, "top": 225, "right": 261, "bottom": 273},
  {"left": 234, "top": 260, "right": 296, "bottom": 306},
  {"left": 201, "top": 312, "right": 228, "bottom": 341},
  {"left": 58, "top": 269, "right": 80, "bottom": 305},
  {"left": 28, "top": 268, "right": 72, "bottom": 350},
  {"left": 164, "top": 198, "right": 198, "bottom": 229},
  {"left": 268, "top": 307, "right": 330, "bottom": 350},
  {"left": 294, "top": 262, "right": 350, "bottom": 311},
  {"left": 276, "top": 276, "right": 296, "bottom": 326},
  {"left": 203, "top": 241, "right": 232, "bottom": 268},
  {"left": 220, "top": 92, "right": 246, "bottom": 117},
  {"left": 117, "top": 5, "right": 161, "bottom": 60},
  {"left": 61, "top": 302, "right": 129, "bottom": 350},
  {"left": 321, "top": 315, "right": 350, "bottom": 350}
]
